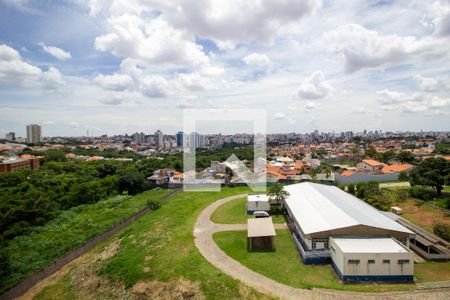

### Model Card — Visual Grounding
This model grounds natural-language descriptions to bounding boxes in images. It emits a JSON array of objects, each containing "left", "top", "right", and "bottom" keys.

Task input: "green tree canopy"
[{"left": 409, "top": 158, "right": 450, "bottom": 195}]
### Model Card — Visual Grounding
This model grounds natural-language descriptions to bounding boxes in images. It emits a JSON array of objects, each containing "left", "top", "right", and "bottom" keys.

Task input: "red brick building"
[{"left": 0, "top": 158, "right": 40, "bottom": 173}]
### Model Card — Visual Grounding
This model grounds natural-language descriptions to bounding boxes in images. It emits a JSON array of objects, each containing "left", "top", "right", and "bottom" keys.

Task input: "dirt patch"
[
  {"left": 400, "top": 200, "right": 450, "bottom": 232},
  {"left": 143, "top": 267, "right": 151, "bottom": 273},
  {"left": 70, "top": 239, "right": 128, "bottom": 300},
  {"left": 131, "top": 277, "right": 204, "bottom": 300},
  {"left": 144, "top": 255, "right": 153, "bottom": 261}
]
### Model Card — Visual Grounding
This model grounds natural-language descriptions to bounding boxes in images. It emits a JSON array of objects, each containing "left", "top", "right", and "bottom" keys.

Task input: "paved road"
[{"left": 193, "top": 194, "right": 450, "bottom": 300}]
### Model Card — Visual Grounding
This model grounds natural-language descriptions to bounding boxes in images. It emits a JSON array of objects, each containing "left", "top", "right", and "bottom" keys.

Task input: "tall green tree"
[
  {"left": 118, "top": 170, "right": 145, "bottom": 195},
  {"left": 397, "top": 151, "right": 416, "bottom": 164},
  {"left": 267, "top": 183, "right": 290, "bottom": 210},
  {"left": 409, "top": 158, "right": 450, "bottom": 196}
]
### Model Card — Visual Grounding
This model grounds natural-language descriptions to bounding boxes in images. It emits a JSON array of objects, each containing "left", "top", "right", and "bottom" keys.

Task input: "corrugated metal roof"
[
  {"left": 284, "top": 182, "right": 414, "bottom": 235},
  {"left": 331, "top": 237, "right": 409, "bottom": 253}
]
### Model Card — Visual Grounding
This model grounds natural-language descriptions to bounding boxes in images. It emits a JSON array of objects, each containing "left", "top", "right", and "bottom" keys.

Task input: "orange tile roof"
[
  {"left": 362, "top": 159, "right": 385, "bottom": 167},
  {"left": 341, "top": 170, "right": 354, "bottom": 177},
  {"left": 294, "top": 160, "right": 304, "bottom": 170},
  {"left": 381, "top": 163, "right": 413, "bottom": 173}
]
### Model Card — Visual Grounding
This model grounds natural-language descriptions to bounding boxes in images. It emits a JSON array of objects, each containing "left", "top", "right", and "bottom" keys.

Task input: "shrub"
[
  {"left": 409, "top": 186, "right": 433, "bottom": 201},
  {"left": 146, "top": 199, "right": 161, "bottom": 210},
  {"left": 433, "top": 223, "right": 450, "bottom": 242},
  {"left": 347, "top": 184, "right": 355, "bottom": 195}
]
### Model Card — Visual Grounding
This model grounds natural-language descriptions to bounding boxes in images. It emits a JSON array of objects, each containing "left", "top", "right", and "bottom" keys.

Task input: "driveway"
[{"left": 193, "top": 194, "right": 450, "bottom": 300}]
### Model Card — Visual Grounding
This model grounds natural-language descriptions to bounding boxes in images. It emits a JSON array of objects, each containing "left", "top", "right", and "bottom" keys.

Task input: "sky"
[{"left": 0, "top": 0, "right": 449, "bottom": 137}]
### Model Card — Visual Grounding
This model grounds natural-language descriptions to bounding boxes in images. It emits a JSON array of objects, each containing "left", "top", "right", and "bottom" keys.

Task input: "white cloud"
[
  {"left": 0, "top": 44, "right": 65, "bottom": 90},
  {"left": 322, "top": 23, "right": 448, "bottom": 73},
  {"left": 164, "top": 0, "right": 321, "bottom": 46},
  {"left": 139, "top": 75, "right": 169, "bottom": 98},
  {"left": 0, "top": 44, "right": 41, "bottom": 85},
  {"left": 39, "top": 42, "right": 72, "bottom": 60},
  {"left": 295, "top": 71, "right": 333, "bottom": 100},
  {"left": 273, "top": 112, "right": 285, "bottom": 120},
  {"left": 242, "top": 53, "right": 270, "bottom": 67},
  {"left": 94, "top": 58, "right": 169, "bottom": 98},
  {"left": 94, "top": 73, "right": 133, "bottom": 91},
  {"left": 304, "top": 101, "right": 317, "bottom": 112},
  {"left": 376, "top": 88, "right": 450, "bottom": 115},
  {"left": 95, "top": 16, "right": 208, "bottom": 66},
  {"left": 413, "top": 74, "right": 450, "bottom": 92},
  {"left": 176, "top": 64, "right": 225, "bottom": 91}
]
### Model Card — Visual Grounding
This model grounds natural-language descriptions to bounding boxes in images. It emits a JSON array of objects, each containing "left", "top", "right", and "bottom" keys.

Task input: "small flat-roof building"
[
  {"left": 247, "top": 194, "right": 270, "bottom": 214},
  {"left": 247, "top": 217, "right": 276, "bottom": 251},
  {"left": 330, "top": 237, "right": 414, "bottom": 282}
]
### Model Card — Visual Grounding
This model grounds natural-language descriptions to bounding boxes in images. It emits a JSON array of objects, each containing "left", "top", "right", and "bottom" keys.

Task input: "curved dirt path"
[{"left": 193, "top": 194, "right": 450, "bottom": 300}]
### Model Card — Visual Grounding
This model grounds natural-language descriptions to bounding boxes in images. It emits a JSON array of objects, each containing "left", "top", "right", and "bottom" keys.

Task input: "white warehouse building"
[{"left": 284, "top": 182, "right": 415, "bottom": 282}]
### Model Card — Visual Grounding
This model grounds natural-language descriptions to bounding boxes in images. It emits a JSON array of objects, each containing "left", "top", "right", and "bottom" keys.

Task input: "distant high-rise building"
[
  {"left": 154, "top": 130, "right": 163, "bottom": 148},
  {"left": 176, "top": 131, "right": 184, "bottom": 147},
  {"left": 5, "top": 132, "right": 15, "bottom": 141},
  {"left": 26, "top": 124, "right": 41, "bottom": 144},
  {"left": 188, "top": 132, "right": 205, "bottom": 148},
  {"left": 132, "top": 132, "right": 145, "bottom": 144}
]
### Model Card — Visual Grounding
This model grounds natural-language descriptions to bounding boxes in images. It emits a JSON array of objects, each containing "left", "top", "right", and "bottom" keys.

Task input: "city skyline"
[{"left": 1, "top": 1, "right": 450, "bottom": 136}]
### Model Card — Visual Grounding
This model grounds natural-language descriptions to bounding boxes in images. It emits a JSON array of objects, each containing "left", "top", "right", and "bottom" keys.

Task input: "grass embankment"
[
  {"left": 1, "top": 188, "right": 171, "bottom": 294},
  {"left": 34, "top": 187, "right": 272, "bottom": 300},
  {"left": 214, "top": 230, "right": 450, "bottom": 292},
  {"left": 210, "top": 197, "right": 285, "bottom": 224}
]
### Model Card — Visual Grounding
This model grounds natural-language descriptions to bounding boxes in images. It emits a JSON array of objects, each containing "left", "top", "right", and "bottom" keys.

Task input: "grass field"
[
  {"left": 398, "top": 199, "right": 450, "bottom": 232},
  {"left": 210, "top": 197, "right": 285, "bottom": 224},
  {"left": 1, "top": 188, "right": 172, "bottom": 294},
  {"left": 213, "top": 229, "right": 420, "bottom": 293},
  {"left": 33, "top": 187, "right": 273, "bottom": 300}
]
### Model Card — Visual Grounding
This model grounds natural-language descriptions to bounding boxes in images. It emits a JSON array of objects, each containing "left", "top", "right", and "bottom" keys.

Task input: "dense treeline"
[{"left": 0, "top": 146, "right": 254, "bottom": 246}]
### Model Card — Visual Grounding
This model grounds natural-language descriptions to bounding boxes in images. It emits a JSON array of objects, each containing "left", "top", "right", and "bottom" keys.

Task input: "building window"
[
  {"left": 368, "top": 259, "right": 375, "bottom": 264},
  {"left": 382, "top": 259, "right": 390, "bottom": 264},
  {"left": 348, "top": 259, "right": 360, "bottom": 264},
  {"left": 398, "top": 259, "right": 410, "bottom": 264}
]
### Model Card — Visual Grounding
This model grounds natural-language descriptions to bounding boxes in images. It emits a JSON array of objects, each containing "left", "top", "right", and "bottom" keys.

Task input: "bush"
[
  {"left": 409, "top": 186, "right": 433, "bottom": 201},
  {"left": 146, "top": 199, "right": 161, "bottom": 210},
  {"left": 347, "top": 184, "right": 355, "bottom": 195},
  {"left": 433, "top": 223, "right": 450, "bottom": 242}
]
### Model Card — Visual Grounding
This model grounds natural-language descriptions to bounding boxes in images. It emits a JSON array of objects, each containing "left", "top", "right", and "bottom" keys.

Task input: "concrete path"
[
  {"left": 380, "top": 182, "right": 411, "bottom": 188},
  {"left": 193, "top": 194, "right": 450, "bottom": 300}
]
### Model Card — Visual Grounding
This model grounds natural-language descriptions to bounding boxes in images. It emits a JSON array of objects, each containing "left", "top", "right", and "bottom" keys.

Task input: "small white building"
[
  {"left": 247, "top": 194, "right": 270, "bottom": 214},
  {"left": 330, "top": 237, "right": 414, "bottom": 282}
]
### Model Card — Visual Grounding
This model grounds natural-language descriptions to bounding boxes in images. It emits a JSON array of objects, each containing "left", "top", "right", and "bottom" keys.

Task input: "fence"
[{"left": 0, "top": 188, "right": 181, "bottom": 300}]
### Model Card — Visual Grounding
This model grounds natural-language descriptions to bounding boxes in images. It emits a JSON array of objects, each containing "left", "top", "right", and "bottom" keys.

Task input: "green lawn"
[
  {"left": 1, "top": 188, "right": 172, "bottom": 294},
  {"left": 34, "top": 187, "right": 272, "bottom": 300},
  {"left": 213, "top": 229, "right": 419, "bottom": 293},
  {"left": 210, "top": 197, "right": 285, "bottom": 224}
]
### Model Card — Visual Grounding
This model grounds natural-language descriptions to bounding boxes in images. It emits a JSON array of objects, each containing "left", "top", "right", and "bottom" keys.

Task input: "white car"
[{"left": 253, "top": 211, "right": 270, "bottom": 218}]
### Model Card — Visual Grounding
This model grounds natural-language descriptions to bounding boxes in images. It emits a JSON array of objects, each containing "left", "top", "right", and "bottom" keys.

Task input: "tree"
[
  {"left": 398, "top": 171, "right": 410, "bottom": 181},
  {"left": 267, "top": 183, "right": 290, "bottom": 212},
  {"left": 409, "top": 158, "right": 450, "bottom": 196},
  {"left": 118, "top": 170, "right": 145, "bottom": 195},
  {"left": 433, "top": 223, "right": 450, "bottom": 242},
  {"left": 379, "top": 150, "right": 396, "bottom": 163},
  {"left": 364, "top": 146, "right": 377, "bottom": 158},
  {"left": 397, "top": 151, "right": 416, "bottom": 164},
  {"left": 44, "top": 150, "right": 67, "bottom": 163}
]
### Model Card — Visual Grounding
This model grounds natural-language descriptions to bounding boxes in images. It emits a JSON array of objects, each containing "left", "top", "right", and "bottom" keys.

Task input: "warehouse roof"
[
  {"left": 247, "top": 217, "right": 276, "bottom": 238},
  {"left": 331, "top": 237, "right": 409, "bottom": 253},
  {"left": 284, "top": 182, "right": 414, "bottom": 236}
]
